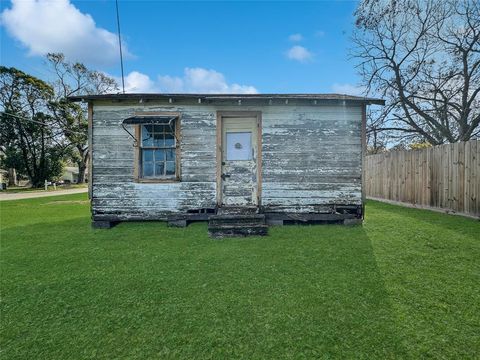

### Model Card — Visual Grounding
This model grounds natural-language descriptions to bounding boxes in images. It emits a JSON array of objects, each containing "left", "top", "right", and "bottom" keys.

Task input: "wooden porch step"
[
  {"left": 207, "top": 212, "right": 267, "bottom": 238},
  {"left": 216, "top": 206, "right": 259, "bottom": 215},
  {"left": 208, "top": 214, "right": 265, "bottom": 227}
]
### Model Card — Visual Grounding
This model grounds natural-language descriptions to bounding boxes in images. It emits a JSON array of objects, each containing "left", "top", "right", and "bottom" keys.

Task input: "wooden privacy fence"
[{"left": 365, "top": 140, "right": 479, "bottom": 218}]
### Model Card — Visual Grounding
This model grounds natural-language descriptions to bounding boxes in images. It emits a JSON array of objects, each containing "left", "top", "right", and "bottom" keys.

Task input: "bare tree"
[
  {"left": 366, "top": 106, "right": 391, "bottom": 153},
  {"left": 47, "top": 53, "right": 118, "bottom": 183},
  {"left": 353, "top": 0, "right": 480, "bottom": 145}
]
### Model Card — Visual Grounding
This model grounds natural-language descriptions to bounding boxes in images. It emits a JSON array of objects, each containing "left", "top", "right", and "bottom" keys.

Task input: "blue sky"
[{"left": 1, "top": 0, "right": 363, "bottom": 94}]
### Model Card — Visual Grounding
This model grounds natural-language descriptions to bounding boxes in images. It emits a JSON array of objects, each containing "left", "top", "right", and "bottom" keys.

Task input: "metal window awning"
[
  {"left": 121, "top": 115, "right": 179, "bottom": 147},
  {"left": 122, "top": 115, "right": 178, "bottom": 125}
]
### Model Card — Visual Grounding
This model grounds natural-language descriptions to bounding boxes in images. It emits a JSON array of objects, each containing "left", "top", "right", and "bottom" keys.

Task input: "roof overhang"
[{"left": 68, "top": 93, "right": 385, "bottom": 106}]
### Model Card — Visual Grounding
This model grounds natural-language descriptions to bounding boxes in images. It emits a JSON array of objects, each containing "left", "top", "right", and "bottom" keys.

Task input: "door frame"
[{"left": 216, "top": 111, "right": 262, "bottom": 207}]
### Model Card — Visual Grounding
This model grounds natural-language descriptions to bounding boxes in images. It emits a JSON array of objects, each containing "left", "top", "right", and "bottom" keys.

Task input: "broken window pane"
[
  {"left": 142, "top": 125, "right": 154, "bottom": 147},
  {"left": 143, "top": 124, "right": 154, "bottom": 133}
]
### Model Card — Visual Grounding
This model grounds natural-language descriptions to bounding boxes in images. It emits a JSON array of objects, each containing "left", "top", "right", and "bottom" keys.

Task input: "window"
[
  {"left": 140, "top": 122, "right": 177, "bottom": 179},
  {"left": 226, "top": 131, "right": 252, "bottom": 160}
]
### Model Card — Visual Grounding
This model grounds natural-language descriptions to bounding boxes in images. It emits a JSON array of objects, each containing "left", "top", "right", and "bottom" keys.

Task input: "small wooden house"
[{"left": 69, "top": 94, "right": 384, "bottom": 236}]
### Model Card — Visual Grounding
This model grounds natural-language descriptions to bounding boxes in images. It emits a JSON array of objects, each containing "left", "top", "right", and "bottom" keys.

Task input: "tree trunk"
[
  {"left": 8, "top": 168, "right": 18, "bottom": 186},
  {"left": 77, "top": 162, "right": 86, "bottom": 184},
  {"left": 76, "top": 147, "right": 88, "bottom": 184}
]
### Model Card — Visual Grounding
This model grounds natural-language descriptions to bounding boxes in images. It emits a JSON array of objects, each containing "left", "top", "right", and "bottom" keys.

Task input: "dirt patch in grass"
[{"left": 42, "top": 200, "right": 90, "bottom": 205}]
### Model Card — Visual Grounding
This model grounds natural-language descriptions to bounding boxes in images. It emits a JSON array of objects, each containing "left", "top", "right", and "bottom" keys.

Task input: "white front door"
[{"left": 220, "top": 116, "right": 259, "bottom": 206}]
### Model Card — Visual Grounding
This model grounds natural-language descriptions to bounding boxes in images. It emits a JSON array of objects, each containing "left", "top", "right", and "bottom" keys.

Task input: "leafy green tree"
[
  {"left": 0, "top": 67, "right": 65, "bottom": 187},
  {"left": 47, "top": 53, "right": 118, "bottom": 183}
]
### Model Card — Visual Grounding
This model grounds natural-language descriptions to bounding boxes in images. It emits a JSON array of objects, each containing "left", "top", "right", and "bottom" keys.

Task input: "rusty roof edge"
[{"left": 68, "top": 93, "right": 385, "bottom": 105}]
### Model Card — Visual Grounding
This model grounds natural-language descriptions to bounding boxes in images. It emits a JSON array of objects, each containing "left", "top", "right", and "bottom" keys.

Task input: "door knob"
[{"left": 221, "top": 173, "right": 231, "bottom": 180}]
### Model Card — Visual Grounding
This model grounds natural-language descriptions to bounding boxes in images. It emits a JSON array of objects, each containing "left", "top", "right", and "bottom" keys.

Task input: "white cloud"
[
  {"left": 331, "top": 83, "right": 366, "bottom": 96},
  {"left": 288, "top": 33, "right": 303, "bottom": 42},
  {"left": 0, "top": 0, "right": 131, "bottom": 65},
  {"left": 123, "top": 71, "right": 158, "bottom": 93},
  {"left": 158, "top": 67, "right": 258, "bottom": 94},
  {"left": 315, "top": 30, "right": 326, "bottom": 37},
  {"left": 156, "top": 75, "right": 184, "bottom": 93},
  {"left": 118, "top": 68, "right": 258, "bottom": 94},
  {"left": 286, "top": 45, "right": 313, "bottom": 62}
]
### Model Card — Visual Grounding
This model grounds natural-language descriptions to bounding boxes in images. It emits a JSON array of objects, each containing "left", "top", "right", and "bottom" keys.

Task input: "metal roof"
[{"left": 68, "top": 93, "right": 385, "bottom": 105}]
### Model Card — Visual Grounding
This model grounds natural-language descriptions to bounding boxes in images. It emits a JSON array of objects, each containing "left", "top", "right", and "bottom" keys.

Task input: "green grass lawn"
[{"left": 1, "top": 195, "right": 479, "bottom": 359}]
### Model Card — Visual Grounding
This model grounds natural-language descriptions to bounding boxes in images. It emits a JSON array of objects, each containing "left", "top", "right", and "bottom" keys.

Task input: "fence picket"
[{"left": 365, "top": 140, "right": 480, "bottom": 218}]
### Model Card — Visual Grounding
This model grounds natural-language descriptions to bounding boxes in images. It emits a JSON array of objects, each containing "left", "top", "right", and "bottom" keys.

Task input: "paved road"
[{"left": 0, "top": 188, "right": 88, "bottom": 201}]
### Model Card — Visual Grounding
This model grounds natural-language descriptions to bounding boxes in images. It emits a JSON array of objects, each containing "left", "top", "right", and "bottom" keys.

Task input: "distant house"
[
  {"left": 69, "top": 93, "right": 384, "bottom": 236},
  {"left": 62, "top": 166, "right": 86, "bottom": 184}
]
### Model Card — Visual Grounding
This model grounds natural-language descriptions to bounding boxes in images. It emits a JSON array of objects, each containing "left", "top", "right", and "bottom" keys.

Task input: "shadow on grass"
[
  {"left": 1, "top": 218, "right": 407, "bottom": 359},
  {"left": 364, "top": 200, "right": 480, "bottom": 359}
]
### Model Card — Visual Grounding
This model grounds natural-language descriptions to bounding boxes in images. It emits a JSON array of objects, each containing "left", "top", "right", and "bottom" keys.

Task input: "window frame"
[{"left": 134, "top": 112, "right": 181, "bottom": 183}]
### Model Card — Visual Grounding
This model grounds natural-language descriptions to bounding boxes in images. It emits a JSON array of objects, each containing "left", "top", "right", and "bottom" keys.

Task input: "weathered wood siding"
[
  {"left": 261, "top": 104, "right": 362, "bottom": 212},
  {"left": 91, "top": 100, "right": 362, "bottom": 220},
  {"left": 91, "top": 102, "right": 217, "bottom": 220}
]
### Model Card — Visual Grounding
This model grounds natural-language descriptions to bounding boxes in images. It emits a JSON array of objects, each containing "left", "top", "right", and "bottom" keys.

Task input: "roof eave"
[
  {"left": 363, "top": 99, "right": 385, "bottom": 106},
  {"left": 68, "top": 93, "right": 385, "bottom": 105}
]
